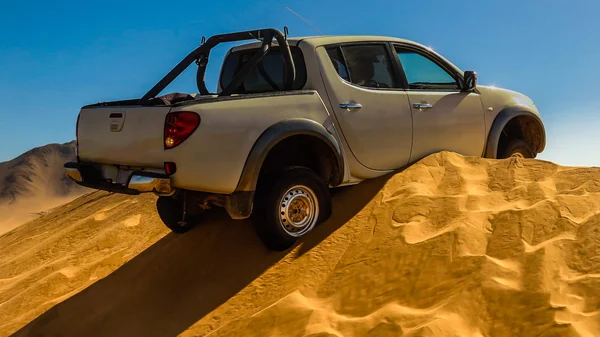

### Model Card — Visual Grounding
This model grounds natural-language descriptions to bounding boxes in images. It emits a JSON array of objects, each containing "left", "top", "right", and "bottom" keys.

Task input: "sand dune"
[
  {"left": 1, "top": 151, "right": 599, "bottom": 337},
  {"left": 0, "top": 140, "right": 89, "bottom": 234}
]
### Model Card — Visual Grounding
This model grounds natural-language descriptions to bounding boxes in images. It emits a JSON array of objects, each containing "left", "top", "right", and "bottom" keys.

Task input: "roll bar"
[{"left": 139, "top": 28, "right": 296, "bottom": 105}]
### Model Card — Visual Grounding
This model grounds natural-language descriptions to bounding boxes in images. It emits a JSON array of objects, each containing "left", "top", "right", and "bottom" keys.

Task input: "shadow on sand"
[{"left": 12, "top": 172, "right": 395, "bottom": 337}]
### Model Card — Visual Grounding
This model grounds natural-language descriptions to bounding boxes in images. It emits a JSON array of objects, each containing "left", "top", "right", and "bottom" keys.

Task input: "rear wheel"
[
  {"left": 156, "top": 195, "right": 200, "bottom": 233},
  {"left": 500, "top": 139, "right": 535, "bottom": 159},
  {"left": 252, "top": 167, "right": 332, "bottom": 251}
]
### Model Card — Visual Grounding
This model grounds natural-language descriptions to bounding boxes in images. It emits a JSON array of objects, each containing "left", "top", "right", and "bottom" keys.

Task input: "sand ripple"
[{"left": 1, "top": 152, "right": 599, "bottom": 337}]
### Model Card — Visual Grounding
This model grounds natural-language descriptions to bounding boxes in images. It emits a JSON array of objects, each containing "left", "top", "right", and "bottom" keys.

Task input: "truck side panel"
[{"left": 167, "top": 90, "right": 339, "bottom": 194}]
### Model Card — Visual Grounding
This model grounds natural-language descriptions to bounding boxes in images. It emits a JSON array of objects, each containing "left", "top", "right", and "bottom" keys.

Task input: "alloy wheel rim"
[{"left": 278, "top": 185, "right": 319, "bottom": 237}]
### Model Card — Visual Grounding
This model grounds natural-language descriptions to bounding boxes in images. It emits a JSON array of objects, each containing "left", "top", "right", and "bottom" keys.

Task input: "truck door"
[
  {"left": 318, "top": 43, "right": 413, "bottom": 171},
  {"left": 393, "top": 45, "right": 486, "bottom": 163}
]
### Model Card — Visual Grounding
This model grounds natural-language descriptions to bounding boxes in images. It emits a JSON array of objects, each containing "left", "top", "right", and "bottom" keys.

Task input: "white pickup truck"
[{"left": 64, "top": 28, "right": 546, "bottom": 251}]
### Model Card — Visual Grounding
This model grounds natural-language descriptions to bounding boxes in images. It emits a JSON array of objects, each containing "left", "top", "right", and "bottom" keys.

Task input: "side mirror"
[{"left": 462, "top": 70, "right": 477, "bottom": 91}]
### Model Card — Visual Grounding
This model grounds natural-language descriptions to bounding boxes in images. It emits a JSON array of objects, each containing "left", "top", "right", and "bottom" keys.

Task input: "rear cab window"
[{"left": 219, "top": 46, "right": 307, "bottom": 94}]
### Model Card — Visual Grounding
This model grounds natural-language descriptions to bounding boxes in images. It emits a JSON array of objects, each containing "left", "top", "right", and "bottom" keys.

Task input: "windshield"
[{"left": 219, "top": 46, "right": 307, "bottom": 94}]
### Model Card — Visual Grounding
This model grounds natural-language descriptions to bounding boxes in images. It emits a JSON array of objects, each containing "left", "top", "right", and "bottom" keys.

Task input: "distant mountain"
[{"left": 0, "top": 140, "right": 90, "bottom": 234}]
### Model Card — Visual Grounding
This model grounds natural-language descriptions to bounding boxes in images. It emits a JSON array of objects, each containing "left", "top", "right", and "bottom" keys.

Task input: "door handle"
[
  {"left": 340, "top": 103, "right": 363, "bottom": 110},
  {"left": 412, "top": 103, "right": 433, "bottom": 109}
]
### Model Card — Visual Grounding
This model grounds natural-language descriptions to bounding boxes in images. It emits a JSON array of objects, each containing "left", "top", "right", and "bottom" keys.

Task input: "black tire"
[
  {"left": 252, "top": 167, "right": 332, "bottom": 251},
  {"left": 156, "top": 195, "right": 199, "bottom": 233},
  {"left": 500, "top": 139, "right": 535, "bottom": 159}
]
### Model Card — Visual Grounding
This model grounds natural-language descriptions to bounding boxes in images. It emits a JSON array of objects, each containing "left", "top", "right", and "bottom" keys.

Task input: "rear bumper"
[{"left": 64, "top": 162, "right": 175, "bottom": 196}]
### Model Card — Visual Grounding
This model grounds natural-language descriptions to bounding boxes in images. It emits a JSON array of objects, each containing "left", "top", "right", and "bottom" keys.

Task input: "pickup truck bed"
[{"left": 76, "top": 90, "right": 338, "bottom": 195}]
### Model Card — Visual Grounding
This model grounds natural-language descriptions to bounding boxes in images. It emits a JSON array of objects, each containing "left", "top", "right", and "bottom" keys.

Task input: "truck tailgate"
[{"left": 77, "top": 106, "right": 171, "bottom": 168}]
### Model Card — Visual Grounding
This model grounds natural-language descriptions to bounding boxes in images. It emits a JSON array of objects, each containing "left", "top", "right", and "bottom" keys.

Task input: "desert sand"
[
  {"left": 1, "top": 151, "right": 599, "bottom": 337},
  {"left": 0, "top": 141, "right": 89, "bottom": 235}
]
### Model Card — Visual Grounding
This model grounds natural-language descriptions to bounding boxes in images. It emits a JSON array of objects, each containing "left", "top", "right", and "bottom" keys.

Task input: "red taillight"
[
  {"left": 164, "top": 162, "right": 177, "bottom": 175},
  {"left": 164, "top": 111, "right": 200, "bottom": 149}
]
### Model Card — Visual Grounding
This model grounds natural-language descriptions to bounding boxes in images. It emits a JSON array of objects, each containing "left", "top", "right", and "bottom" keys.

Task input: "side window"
[
  {"left": 326, "top": 47, "right": 350, "bottom": 81},
  {"left": 326, "top": 44, "right": 396, "bottom": 89},
  {"left": 396, "top": 49, "right": 458, "bottom": 90}
]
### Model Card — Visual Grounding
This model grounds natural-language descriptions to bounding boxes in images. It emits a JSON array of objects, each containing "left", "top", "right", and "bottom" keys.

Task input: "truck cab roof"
[
  {"left": 224, "top": 34, "right": 462, "bottom": 91},
  {"left": 229, "top": 35, "right": 426, "bottom": 52}
]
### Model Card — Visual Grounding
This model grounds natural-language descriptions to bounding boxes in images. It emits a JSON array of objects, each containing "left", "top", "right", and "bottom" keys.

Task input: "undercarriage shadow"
[{"left": 12, "top": 172, "right": 395, "bottom": 337}]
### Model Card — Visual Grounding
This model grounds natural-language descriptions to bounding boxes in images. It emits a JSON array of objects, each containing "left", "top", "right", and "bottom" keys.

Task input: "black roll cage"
[{"left": 138, "top": 28, "right": 296, "bottom": 105}]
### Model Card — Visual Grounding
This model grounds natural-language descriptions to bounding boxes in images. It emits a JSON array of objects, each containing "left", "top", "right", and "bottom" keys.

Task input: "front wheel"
[
  {"left": 252, "top": 167, "right": 332, "bottom": 251},
  {"left": 500, "top": 139, "right": 535, "bottom": 159}
]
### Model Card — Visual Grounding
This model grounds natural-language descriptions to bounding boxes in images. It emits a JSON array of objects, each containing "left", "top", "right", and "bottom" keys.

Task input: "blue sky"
[{"left": 1, "top": 0, "right": 599, "bottom": 166}]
